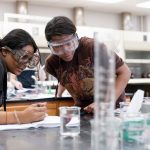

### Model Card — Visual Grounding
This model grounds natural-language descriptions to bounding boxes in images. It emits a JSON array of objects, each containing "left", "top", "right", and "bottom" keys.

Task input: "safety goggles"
[
  {"left": 2, "top": 46, "right": 40, "bottom": 68},
  {"left": 48, "top": 34, "right": 79, "bottom": 56}
]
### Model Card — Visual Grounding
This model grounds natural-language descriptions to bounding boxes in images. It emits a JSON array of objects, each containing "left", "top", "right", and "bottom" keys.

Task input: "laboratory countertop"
[
  {"left": 0, "top": 113, "right": 146, "bottom": 150},
  {"left": 0, "top": 114, "right": 93, "bottom": 150}
]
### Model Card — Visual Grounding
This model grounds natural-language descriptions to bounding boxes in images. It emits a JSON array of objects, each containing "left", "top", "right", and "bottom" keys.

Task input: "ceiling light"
[
  {"left": 88, "top": 0, "right": 125, "bottom": 4},
  {"left": 136, "top": 1, "right": 150, "bottom": 8}
]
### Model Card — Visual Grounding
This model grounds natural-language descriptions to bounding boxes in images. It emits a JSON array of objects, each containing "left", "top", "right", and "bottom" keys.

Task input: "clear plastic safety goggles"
[
  {"left": 2, "top": 46, "right": 40, "bottom": 68},
  {"left": 48, "top": 34, "right": 79, "bottom": 56}
]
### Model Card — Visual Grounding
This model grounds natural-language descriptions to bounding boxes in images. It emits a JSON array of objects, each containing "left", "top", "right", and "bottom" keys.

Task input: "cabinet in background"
[{"left": 124, "top": 31, "right": 150, "bottom": 97}]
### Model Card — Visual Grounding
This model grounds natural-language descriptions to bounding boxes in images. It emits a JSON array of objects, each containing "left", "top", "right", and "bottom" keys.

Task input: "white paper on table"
[
  {"left": 17, "top": 88, "right": 35, "bottom": 93},
  {"left": 127, "top": 89, "right": 144, "bottom": 113},
  {"left": 0, "top": 116, "right": 60, "bottom": 131},
  {"left": 21, "top": 93, "right": 54, "bottom": 99}
]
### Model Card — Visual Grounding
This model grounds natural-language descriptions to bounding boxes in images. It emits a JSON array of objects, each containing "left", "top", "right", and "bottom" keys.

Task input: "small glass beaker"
[{"left": 59, "top": 106, "right": 81, "bottom": 137}]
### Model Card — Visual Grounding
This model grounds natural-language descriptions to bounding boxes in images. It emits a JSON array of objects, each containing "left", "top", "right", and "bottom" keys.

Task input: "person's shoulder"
[
  {"left": 79, "top": 37, "right": 94, "bottom": 50},
  {"left": 79, "top": 37, "right": 94, "bottom": 44}
]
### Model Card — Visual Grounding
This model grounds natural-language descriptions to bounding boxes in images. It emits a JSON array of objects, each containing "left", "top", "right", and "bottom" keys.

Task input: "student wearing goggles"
[
  {"left": 0, "top": 29, "right": 47, "bottom": 124},
  {"left": 45, "top": 16, "right": 131, "bottom": 114},
  {"left": 3, "top": 45, "right": 40, "bottom": 89},
  {"left": 48, "top": 33, "right": 79, "bottom": 56},
  {"left": 2, "top": 46, "right": 40, "bottom": 69}
]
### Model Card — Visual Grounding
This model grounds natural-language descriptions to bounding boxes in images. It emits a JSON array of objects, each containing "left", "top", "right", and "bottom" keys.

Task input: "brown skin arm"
[
  {"left": 0, "top": 111, "right": 17, "bottom": 124},
  {"left": 0, "top": 102, "right": 47, "bottom": 124},
  {"left": 115, "top": 63, "right": 131, "bottom": 100},
  {"left": 56, "top": 83, "right": 66, "bottom": 97},
  {"left": 84, "top": 63, "right": 131, "bottom": 113}
]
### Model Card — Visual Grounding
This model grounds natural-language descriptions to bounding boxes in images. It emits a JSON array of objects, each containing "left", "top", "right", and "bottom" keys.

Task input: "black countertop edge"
[{"left": 6, "top": 97, "right": 73, "bottom": 103}]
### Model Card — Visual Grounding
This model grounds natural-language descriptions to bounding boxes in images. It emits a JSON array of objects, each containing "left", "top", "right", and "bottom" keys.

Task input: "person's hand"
[
  {"left": 18, "top": 102, "right": 47, "bottom": 124},
  {"left": 84, "top": 102, "right": 95, "bottom": 113},
  {"left": 15, "top": 81, "right": 23, "bottom": 90}
]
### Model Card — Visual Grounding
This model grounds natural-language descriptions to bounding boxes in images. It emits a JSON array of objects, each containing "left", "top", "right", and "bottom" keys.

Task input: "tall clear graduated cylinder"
[{"left": 93, "top": 31, "right": 121, "bottom": 150}]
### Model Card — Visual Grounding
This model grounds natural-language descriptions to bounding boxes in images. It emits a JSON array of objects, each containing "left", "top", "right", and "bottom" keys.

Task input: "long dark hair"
[
  {"left": 0, "top": 29, "right": 38, "bottom": 52},
  {"left": 0, "top": 29, "right": 39, "bottom": 111}
]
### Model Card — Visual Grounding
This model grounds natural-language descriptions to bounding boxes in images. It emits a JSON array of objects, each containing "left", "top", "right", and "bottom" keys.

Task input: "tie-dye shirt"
[{"left": 45, "top": 37, "right": 124, "bottom": 108}]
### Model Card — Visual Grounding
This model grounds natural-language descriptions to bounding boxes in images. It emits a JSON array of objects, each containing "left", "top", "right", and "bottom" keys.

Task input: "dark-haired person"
[
  {"left": 0, "top": 29, "right": 47, "bottom": 124},
  {"left": 44, "top": 16, "right": 131, "bottom": 113},
  {"left": 10, "top": 67, "right": 37, "bottom": 89}
]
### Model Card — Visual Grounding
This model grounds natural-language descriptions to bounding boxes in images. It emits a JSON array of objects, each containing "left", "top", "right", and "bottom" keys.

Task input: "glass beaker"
[{"left": 59, "top": 106, "right": 81, "bottom": 137}]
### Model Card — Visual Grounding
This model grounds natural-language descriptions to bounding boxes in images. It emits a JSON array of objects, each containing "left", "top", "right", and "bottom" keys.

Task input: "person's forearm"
[
  {"left": 11, "top": 78, "right": 17, "bottom": 86},
  {"left": 7, "top": 112, "right": 19, "bottom": 124},
  {"left": 115, "top": 75, "right": 130, "bottom": 100},
  {"left": 10, "top": 79, "right": 23, "bottom": 89},
  {"left": 56, "top": 84, "right": 66, "bottom": 97},
  {"left": 0, "top": 112, "right": 17, "bottom": 124},
  {"left": 115, "top": 63, "right": 131, "bottom": 101},
  {"left": 10, "top": 74, "right": 17, "bottom": 86}
]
